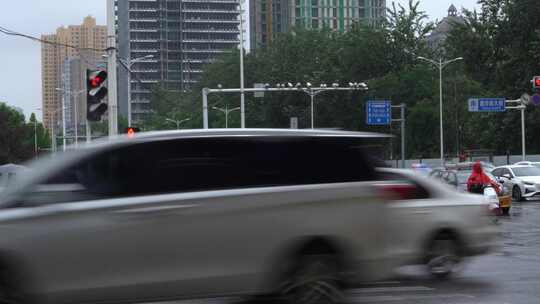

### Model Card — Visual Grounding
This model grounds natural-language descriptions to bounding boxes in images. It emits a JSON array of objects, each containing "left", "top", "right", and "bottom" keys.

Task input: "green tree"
[
  {"left": 28, "top": 112, "right": 51, "bottom": 154},
  {"left": 0, "top": 103, "right": 33, "bottom": 164}
]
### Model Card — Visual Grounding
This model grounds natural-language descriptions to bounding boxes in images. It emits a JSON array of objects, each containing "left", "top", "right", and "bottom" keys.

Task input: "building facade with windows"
[
  {"left": 249, "top": 0, "right": 290, "bottom": 48},
  {"left": 250, "top": 0, "right": 386, "bottom": 49},
  {"left": 41, "top": 16, "right": 107, "bottom": 132},
  {"left": 116, "top": 0, "right": 241, "bottom": 123}
]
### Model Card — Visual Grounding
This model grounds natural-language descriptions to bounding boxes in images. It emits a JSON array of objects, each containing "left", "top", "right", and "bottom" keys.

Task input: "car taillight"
[{"left": 377, "top": 183, "right": 418, "bottom": 201}]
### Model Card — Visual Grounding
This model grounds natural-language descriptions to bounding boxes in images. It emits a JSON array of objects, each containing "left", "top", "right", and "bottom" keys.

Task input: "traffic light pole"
[
  {"left": 202, "top": 84, "right": 368, "bottom": 129},
  {"left": 86, "top": 119, "right": 91, "bottom": 143},
  {"left": 522, "top": 107, "right": 526, "bottom": 161},
  {"left": 506, "top": 99, "right": 526, "bottom": 161},
  {"left": 107, "top": 0, "right": 118, "bottom": 137},
  {"left": 392, "top": 104, "right": 406, "bottom": 168}
]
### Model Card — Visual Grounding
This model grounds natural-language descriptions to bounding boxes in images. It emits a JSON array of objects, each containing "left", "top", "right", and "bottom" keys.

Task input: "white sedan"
[
  {"left": 378, "top": 168, "right": 498, "bottom": 278},
  {"left": 492, "top": 165, "right": 540, "bottom": 201}
]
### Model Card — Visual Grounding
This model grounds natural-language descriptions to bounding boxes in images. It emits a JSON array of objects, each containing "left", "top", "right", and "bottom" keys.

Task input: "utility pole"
[
  {"left": 107, "top": 0, "right": 118, "bottom": 136},
  {"left": 239, "top": 0, "right": 246, "bottom": 128}
]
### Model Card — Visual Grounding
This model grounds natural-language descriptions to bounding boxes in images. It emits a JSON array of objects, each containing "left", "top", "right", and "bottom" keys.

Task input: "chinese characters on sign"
[
  {"left": 468, "top": 98, "right": 506, "bottom": 112},
  {"left": 366, "top": 100, "right": 392, "bottom": 125}
]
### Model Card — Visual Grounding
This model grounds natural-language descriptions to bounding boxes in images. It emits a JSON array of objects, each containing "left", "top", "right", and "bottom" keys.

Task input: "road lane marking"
[
  {"left": 350, "top": 286, "right": 434, "bottom": 293},
  {"left": 351, "top": 293, "right": 476, "bottom": 303}
]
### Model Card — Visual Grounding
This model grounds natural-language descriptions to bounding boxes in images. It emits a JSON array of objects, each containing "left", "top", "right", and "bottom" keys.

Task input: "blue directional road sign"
[
  {"left": 532, "top": 94, "right": 540, "bottom": 106},
  {"left": 468, "top": 98, "right": 506, "bottom": 112},
  {"left": 367, "top": 100, "right": 392, "bottom": 125}
]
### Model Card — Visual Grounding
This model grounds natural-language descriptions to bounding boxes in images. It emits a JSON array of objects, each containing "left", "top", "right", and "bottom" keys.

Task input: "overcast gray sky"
[{"left": 0, "top": 0, "right": 479, "bottom": 121}]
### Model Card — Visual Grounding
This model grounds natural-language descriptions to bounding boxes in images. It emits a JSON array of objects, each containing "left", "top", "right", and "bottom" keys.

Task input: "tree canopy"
[
  {"left": 142, "top": 0, "right": 540, "bottom": 159},
  {"left": 0, "top": 104, "right": 50, "bottom": 164}
]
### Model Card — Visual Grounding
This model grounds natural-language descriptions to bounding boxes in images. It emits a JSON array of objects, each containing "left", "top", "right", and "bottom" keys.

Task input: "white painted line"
[
  {"left": 350, "top": 293, "right": 475, "bottom": 303},
  {"left": 370, "top": 281, "right": 401, "bottom": 285},
  {"left": 350, "top": 286, "right": 434, "bottom": 294}
]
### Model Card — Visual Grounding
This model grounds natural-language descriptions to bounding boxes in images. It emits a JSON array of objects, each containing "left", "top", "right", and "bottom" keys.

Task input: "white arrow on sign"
[
  {"left": 468, "top": 98, "right": 479, "bottom": 112},
  {"left": 521, "top": 93, "right": 531, "bottom": 105}
]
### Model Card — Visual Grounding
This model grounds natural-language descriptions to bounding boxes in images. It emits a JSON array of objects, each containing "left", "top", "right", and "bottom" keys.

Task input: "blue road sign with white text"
[
  {"left": 367, "top": 100, "right": 392, "bottom": 125},
  {"left": 469, "top": 98, "right": 506, "bottom": 112}
]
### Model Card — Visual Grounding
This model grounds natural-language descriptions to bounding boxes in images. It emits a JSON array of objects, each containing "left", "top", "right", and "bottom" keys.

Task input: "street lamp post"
[
  {"left": 212, "top": 105, "right": 241, "bottom": 128},
  {"left": 165, "top": 117, "right": 191, "bottom": 130},
  {"left": 56, "top": 88, "right": 84, "bottom": 148},
  {"left": 301, "top": 87, "right": 326, "bottom": 129},
  {"left": 112, "top": 54, "right": 154, "bottom": 127},
  {"left": 37, "top": 107, "right": 62, "bottom": 153},
  {"left": 417, "top": 56, "right": 463, "bottom": 165},
  {"left": 54, "top": 88, "right": 68, "bottom": 151},
  {"left": 239, "top": 0, "right": 246, "bottom": 128},
  {"left": 33, "top": 120, "right": 38, "bottom": 158}
]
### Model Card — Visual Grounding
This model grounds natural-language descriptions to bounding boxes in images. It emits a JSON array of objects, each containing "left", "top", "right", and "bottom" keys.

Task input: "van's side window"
[{"left": 19, "top": 136, "right": 376, "bottom": 205}]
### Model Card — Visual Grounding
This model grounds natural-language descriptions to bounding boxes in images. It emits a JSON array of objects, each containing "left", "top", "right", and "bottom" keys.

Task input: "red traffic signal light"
[
  {"left": 533, "top": 76, "right": 540, "bottom": 90},
  {"left": 88, "top": 70, "right": 107, "bottom": 88},
  {"left": 125, "top": 127, "right": 140, "bottom": 138}
]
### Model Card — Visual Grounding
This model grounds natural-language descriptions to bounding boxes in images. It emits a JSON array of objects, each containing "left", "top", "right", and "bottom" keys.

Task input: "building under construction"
[{"left": 116, "top": 0, "right": 241, "bottom": 123}]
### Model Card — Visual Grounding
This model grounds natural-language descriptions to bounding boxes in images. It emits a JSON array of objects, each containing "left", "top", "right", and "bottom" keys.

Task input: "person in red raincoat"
[{"left": 467, "top": 162, "right": 500, "bottom": 194}]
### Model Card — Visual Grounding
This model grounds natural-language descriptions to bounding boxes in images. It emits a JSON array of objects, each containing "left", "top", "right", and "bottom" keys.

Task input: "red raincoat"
[{"left": 467, "top": 162, "right": 501, "bottom": 194}]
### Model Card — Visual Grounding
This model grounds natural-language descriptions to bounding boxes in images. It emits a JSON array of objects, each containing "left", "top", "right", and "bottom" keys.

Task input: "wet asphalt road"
[{"left": 155, "top": 199, "right": 540, "bottom": 304}]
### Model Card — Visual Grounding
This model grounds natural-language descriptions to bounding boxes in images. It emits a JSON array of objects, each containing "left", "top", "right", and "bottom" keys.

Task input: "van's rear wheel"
[{"left": 279, "top": 254, "right": 344, "bottom": 304}]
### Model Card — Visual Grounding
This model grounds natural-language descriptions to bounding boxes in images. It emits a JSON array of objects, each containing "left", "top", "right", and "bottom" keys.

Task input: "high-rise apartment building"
[
  {"left": 116, "top": 0, "right": 241, "bottom": 123},
  {"left": 41, "top": 16, "right": 107, "bottom": 132},
  {"left": 250, "top": 0, "right": 386, "bottom": 49},
  {"left": 249, "top": 0, "right": 290, "bottom": 48}
]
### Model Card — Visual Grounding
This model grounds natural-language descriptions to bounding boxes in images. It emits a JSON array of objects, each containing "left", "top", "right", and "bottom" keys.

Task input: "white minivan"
[{"left": 0, "top": 129, "right": 397, "bottom": 304}]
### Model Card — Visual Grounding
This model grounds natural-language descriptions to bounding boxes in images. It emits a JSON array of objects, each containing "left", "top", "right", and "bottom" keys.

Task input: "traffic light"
[
  {"left": 532, "top": 76, "right": 540, "bottom": 91},
  {"left": 125, "top": 127, "right": 140, "bottom": 138},
  {"left": 86, "top": 69, "right": 108, "bottom": 121}
]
